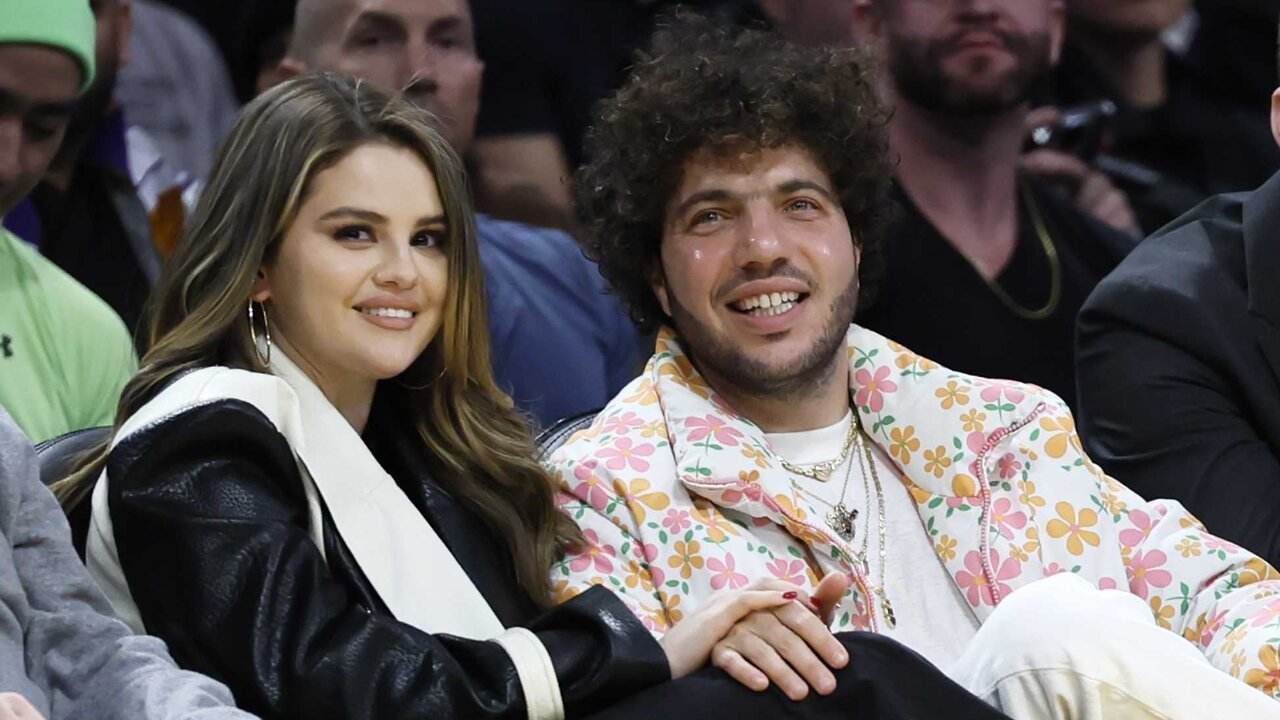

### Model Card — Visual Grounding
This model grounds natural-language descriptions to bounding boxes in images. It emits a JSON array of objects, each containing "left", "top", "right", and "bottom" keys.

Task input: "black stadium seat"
[{"left": 34, "top": 426, "right": 108, "bottom": 559}]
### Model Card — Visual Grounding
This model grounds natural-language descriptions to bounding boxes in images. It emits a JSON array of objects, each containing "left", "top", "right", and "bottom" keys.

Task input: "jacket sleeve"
[
  {"left": 1043, "top": 398, "right": 1280, "bottom": 698},
  {"left": 1077, "top": 307, "right": 1280, "bottom": 567},
  {"left": 0, "top": 410, "right": 251, "bottom": 720},
  {"left": 106, "top": 402, "right": 667, "bottom": 720},
  {"left": 551, "top": 455, "right": 672, "bottom": 637}
]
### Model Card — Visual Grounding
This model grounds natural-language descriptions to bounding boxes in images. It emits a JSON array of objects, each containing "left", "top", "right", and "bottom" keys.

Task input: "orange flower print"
[
  {"left": 691, "top": 501, "right": 740, "bottom": 542},
  {"left": 772, "top": 493, "right": 809, "bottom": 522},
  {"left": 1238, "top": 557, "right": 1280, "bottom": 586},
  {"left": 1231, "top": 650, "right": 1248, "bottom": 678},
  {"left": 622, "top": 379, "right": 659, "bottom": 406},
  {"left": 638, "top": 420, "right": 668, "bottom": 440},
  {"left": 658, "top": 355, "right": 712, "bottom": 398},
  {"left": 553, "top": 578, "right": 583, "bottom": 603},
  {"left": 623, "top": 560, "right": 657, "bottom": 593},
  {"left": 1017, "top": 480, "right": 1047, "bottom": 512},
  {"left": 1010, "top": 545, "right": 1029, "bottom": 562},
  {"left": 950, "top": 473, "right": 978, "bottom": 498},
  {"left": 615, "top": 478, "right": 670, "bottom": 524},
  {"left": 923, "top": 446, "right": 952, "bottom": 478},
  {"left": 1099, "top": 492, "right": 1127, "bottom": 517},
  {"left": 740, "top": 443, "right": 771, "bottom": 469},
  {"left": 669, "top": 540, "right": 705, "bottom": 579},
  {"left": 664, "top": 594, "right": 685, "bottom": 625},
  {"left": 935, "top": 380, "right": 970, "bottom": 410},
  {"left": 1038, "top": 416, "right": 1078, "bottom": 459},
  {"left": 1175, "top": 538, "right": 1202, "bottom": 558},
  {"left": 1222, "top": 623, "right": 1250, "bottom": 655},
  {"left": 1046, "top": 502, "right": 1101, "bottom": 556},
  {"left": 1244, "top": 645, "right": 1280, "bottom": 695},
  {"left": 889, "top": 426, "right": 921, "bottom": 464},
  {"left": 959, "top": 409, "right": 986, "bottom": 433},
  {"left": 935, "top": 534, "right": 957, "bottom": 561},
  {"left": 1149, "top": 596, "right": 1175, "bottom": 630}
]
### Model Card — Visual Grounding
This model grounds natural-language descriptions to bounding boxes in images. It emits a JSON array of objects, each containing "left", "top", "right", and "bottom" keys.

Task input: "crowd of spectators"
[{"left": 4, "top": 0, "right": 1280, "bottom": 718}]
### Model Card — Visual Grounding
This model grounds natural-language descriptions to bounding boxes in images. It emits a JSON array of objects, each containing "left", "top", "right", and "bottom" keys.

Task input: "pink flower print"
[
  {"left": 569, "top": 529, "right": 615, "bottom": 574},
  {"left": 685, "top": 415, "right": 744, "bottom": 447},
  {"left": 602, "top": 411, "right": 644, "bottom": 437},
  {"left": 996, "top": 453, "right": 1023, "bottom": 480},
  {"left": 1118, "top": 509, "right": 1155, "bottom": 549},
  {"left": 990, "top": 497, "right": 1028, "bottom": 539},
  {"left": 767, "top": 558, "right": 808, "bottom": 586},
  {"left": 1251, "top": 598, "right": 1280, "bottom": 628},
  {"left": 979, "top": 384, "right": 1026, "bottom": 405},
  {"left": 1125, "top": 550, "right": 1173, "bottom": 598},
  {"left": 707, "top": 554, "right": 749, "bottom": 590},
  {"left": 640, "top": 543, "right": 666, "bottom": 587},
  {"left": 854, "top": 366, "right": 898, "bottom": 413},
  {"left": 1205, "top": 535, "right": 1243, "bottom": 554},
  {"left": 956, "top": 549, "right": 1021, "bottom": 607},
  {"left": 662, "top": 509, "right": 692, "bottom": 533},
  {"left": 1044, "top": 563, "right": 1067, "bottom": 577},
  {"left": 1098, "top": 577, "right": 1118, "bottom": 590},
  {"left": 598, "top": 437, "right": 655, "bottom": 472},
  {"left": 572, "top": 461, "right": 611, "bottom": 511}
]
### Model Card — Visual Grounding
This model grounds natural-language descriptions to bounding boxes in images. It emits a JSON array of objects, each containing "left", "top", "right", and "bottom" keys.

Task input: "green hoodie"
[{"left": 0, "top": 0, "right": 96, "bottom": 90}]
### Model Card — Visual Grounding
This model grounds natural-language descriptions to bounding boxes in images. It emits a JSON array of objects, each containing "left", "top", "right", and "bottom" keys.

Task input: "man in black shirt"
[{"left": 851, "top": 0, "right": 1134, "bottom": 409}]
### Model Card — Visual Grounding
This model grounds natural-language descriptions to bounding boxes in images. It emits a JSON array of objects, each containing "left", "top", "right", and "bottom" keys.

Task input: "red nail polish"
[
  {"left": 782, "top": 591, "right": 798, "bottom": 600},
  {"left": 812, "top": 597, "right": 824, "bottom": 607}
]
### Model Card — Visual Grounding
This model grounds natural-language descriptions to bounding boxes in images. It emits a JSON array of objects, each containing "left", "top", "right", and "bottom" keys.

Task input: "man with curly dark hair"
[{"left": 548, "top": 13, "right": 1280, "bottom": 719}]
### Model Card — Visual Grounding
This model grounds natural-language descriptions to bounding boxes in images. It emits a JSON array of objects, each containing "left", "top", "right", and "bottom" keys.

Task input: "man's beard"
[
  {"left": 667, "top": 270, "right": 860, "bottom": 401},
  {"left": 888, "top": 29, "right": 1052, "bottom": 117}
]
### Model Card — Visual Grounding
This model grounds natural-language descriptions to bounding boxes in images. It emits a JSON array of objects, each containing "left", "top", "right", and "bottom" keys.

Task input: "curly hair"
[{"left": 576, "top": 13, "right": 895, "bottom": 334}]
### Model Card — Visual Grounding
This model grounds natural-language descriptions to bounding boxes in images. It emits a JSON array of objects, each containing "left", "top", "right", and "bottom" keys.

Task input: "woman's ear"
[{"left": 250, "top": 269, "right": 271, "bottom": 303}]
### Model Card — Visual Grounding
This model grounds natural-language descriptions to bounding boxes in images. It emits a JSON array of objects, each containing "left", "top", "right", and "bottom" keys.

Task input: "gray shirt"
[{"left": 0, "top": 408, "right": 255, "bottom": 720}]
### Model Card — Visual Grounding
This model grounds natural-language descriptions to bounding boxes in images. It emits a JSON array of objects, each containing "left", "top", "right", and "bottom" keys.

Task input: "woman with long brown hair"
[{"left": 56, "top": 73, "right": 1009, "bottom": 720}]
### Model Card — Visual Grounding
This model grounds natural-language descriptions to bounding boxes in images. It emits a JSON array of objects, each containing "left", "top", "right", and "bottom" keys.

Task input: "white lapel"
[{"left": 266, "top": 353, "right": 505, "bottom": 639}]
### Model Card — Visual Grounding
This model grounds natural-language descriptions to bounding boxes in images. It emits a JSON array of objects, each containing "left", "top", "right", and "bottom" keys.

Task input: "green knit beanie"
[{"left": 0, "top": 0, "right": 96, "bottom": 91}]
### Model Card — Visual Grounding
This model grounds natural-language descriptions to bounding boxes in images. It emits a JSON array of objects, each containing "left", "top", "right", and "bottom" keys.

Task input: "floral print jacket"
[{"left": 549, "top": 325, "right": 1280, "bottom": 698}]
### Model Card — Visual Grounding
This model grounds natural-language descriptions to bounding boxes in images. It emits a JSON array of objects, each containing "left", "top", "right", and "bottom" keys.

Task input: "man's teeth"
[
  {"left": 360, "top": 307, "right": 415, "bottom": 319},
  {"left": 735, "top": 291, "right": 801, "bottom": 316}
]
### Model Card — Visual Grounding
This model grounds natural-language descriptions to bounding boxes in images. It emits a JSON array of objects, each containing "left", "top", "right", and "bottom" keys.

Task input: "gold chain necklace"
[
  {"left": 973, "top": 182, "right": 1061, "bottom": 321},
  {"left": 787, "top": 414, "right": 897, "bottom": 628},
  {"left": 776, "top": 416, "right": 858, "bottom": 482}
]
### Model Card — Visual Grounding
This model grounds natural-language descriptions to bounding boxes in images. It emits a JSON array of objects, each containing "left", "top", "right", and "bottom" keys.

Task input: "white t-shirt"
[{"left": 766, "top": 412, "right": 980, "bottom": 673}]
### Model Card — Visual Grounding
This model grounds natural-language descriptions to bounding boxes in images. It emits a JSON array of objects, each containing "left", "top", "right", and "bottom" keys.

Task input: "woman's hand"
[
  {"left": 658, "top": 573, "right": 852, "bottom": 700},
  {"left": 710, "top": 572, "right": 851, "bottom": 701}
]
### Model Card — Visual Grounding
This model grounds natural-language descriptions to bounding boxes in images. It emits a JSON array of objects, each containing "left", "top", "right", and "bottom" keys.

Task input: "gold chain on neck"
[{"left": 973, "top": 181, "right": 1061, "bottom": 321}]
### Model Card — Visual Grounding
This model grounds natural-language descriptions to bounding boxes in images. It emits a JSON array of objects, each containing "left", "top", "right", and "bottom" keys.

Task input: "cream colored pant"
[{"left": 948, "top": 573, "right": 1280, "bottom": 719}]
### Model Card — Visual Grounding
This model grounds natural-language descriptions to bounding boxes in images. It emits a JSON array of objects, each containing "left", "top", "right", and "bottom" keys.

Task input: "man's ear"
[
  {"left": 1270, "top": 88, "right": 1280, "bottom": 150},
  {"left": 850, "top": 0, "right": 883, "bottom": 45},
  {"left": 648, "top": 262, "right": 672, "bottom": 318},
  {"left": 260, "top": 55, "right": 306, "bottom": 95}
]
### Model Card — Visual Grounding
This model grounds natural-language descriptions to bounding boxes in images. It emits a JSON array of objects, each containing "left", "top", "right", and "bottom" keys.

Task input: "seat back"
[
  {"left": 535, "top": 410, "right": 599, "bottom": 461},
  {"left": 34, "top": 426, "right": 110, "bottom": 488},
  {"left": 34, "top": 426, "right": 109, "bottom": 560}
]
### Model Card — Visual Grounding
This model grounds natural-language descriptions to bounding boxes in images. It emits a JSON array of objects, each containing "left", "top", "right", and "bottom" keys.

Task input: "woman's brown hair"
[{"left": 54, "top": 73, "right": 580, "bottom": 606}]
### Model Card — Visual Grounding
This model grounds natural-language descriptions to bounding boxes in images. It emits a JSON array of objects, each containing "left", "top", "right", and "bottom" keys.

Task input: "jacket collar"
[
  {"left": 1244, "top": 169, "right": 1280, "bottom": 328},
  {"left": 653, "top": 324, "right": 1045, "bottom": 520}
]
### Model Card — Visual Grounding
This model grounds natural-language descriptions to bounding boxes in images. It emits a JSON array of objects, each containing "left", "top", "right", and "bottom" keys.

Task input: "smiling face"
[
  {"left": 876, "top": 0, "right": 1063, "bottom": 116},
  {"left": 253, "top": 141, "right": 449, "bottom": 395},
  {"left": 653, "top": 143, "right": 860, "bottom": 399}
]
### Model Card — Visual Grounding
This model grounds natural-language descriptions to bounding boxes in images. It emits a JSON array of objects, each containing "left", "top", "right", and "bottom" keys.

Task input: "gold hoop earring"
[{"left": 248, "top": 300, "right": 272, "bottom": 367}]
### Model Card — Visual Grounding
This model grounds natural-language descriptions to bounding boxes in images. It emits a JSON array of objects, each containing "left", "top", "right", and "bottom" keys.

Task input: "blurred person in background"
[
  {"left": 1052, "top": 0, "right": 1280, "bottom": 232},
  {"left": 0, "top": 0, "right": 136, "bottom": 442},
  {"left": 1076, "top": 23, "right": 1280, "bottom": 570},
  {"left": 2, "top": 0, "right": 193, "bottom": 335},
  {"left": 115, "top": 0, "right": 239, "bottom": 182},
  {"left": 467, "top": 0, "right": 763, "bottom": 232},
  {"left": 266, "top": 0, "right": 645, "bottom": 428},
  {"left": 850, "top": 0, "right": 1136, "bottom": 410}
]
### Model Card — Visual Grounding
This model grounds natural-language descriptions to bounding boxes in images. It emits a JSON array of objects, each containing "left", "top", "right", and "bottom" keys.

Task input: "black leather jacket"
[{"left": 101, "top": 398, "right": 669, "bottom": 720}]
